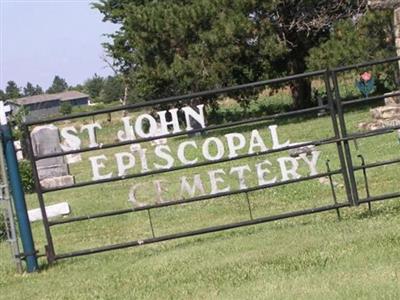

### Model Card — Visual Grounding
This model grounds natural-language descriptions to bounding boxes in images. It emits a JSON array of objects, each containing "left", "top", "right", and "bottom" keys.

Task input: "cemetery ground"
[{"left": 1, "top": 96, "right": 400, "bottom": 299}]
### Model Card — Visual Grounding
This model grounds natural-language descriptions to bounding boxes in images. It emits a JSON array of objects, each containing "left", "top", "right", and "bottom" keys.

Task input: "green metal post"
[{"left": 1, "top": 124, "right": 38, "bottom": 272}]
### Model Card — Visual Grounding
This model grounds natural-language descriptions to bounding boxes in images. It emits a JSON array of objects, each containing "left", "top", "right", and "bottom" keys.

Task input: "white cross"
[{"left": 0, "top": 101, "right": 11, "bottom": 125}]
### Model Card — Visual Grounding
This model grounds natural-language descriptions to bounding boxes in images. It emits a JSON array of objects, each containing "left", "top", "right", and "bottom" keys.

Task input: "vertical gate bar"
[
  {"left": 357, "top": 155, "right": 372, "bottom": 211},
  {"left": 324, "top": 71, "right": 354, "bottom": 206},
  {"left": 22, "top": 124, "right": 56, "bottom": 264},
  {"left": 245, "top": 192, "right": 253, "bottom": 220},
  {"left": 325, "top": 160, "right": 341, "bottom": 220},
  {"left": 330, "top": 71, "right": 360, "bottom": 206},
  {"left": 147, "top": 209, "right": 155, "bottom": 238}
]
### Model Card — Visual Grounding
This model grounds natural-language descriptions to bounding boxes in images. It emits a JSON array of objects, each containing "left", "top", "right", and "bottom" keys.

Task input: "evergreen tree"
[
  {"left": 99, "top": 76, "right": 124, "bottom": 103},
  {"left": 307, "top": 11, "right": 395, "bottom": 70},
  {"left": 35, "top": 85, "right": 44, "bottom": 95},
  {"left": 23, "top": 82, "right": 44, "bottom": 96},
  {"left": 94, "top": 0, "right": 367, "bottom": 108},
  {"left": 84, "top": 74, "right": 104, "bottom": 100},
  {"left": 47, "top": 76, "right": 68, "bottom": 94},
  {"left": 5, "top": 81, "right": 21, "bottom": 99}
]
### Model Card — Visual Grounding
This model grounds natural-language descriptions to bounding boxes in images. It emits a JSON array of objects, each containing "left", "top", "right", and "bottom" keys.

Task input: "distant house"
[{"left": 7, "top": 91, "right": 90, "bottom": 121}]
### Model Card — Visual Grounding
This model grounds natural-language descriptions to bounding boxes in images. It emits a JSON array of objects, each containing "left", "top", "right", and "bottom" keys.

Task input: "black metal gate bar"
[
  {"left": 359, "top": 192, "right": 400, "bottom": 204},
  {"left": 353, "top": 157, "right": 400, "bottom": 170},
  {"left": 332, "top": 56, "right": 400, "bottom": 73},
  {"left": 341, "top": 91, "right": 400, "bottom": 107},
  {"left": 331, "top": 70, "right": 360, "bottom": 206},
  {"left": 344, "top": 125, "right": 400, "bottom": 140},
  {"left": 54, "top": 203, "right": 349, "bottom": 261},
  {"left": 324, "top": 71, "right": 354, "bottom": 204},
  {"left": 357, "top": 155, "right": 372, "bottom": 211}
]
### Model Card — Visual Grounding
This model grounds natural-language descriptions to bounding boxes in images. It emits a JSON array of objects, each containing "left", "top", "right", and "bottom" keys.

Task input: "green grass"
[{"left": 1, "top": 103, "right": 399, "bottom": 299}]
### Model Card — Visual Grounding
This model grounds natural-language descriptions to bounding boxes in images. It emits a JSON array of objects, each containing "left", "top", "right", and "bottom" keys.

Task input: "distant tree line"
[{"left": 0, "top": 74, "right": 125, "bottom": 104}]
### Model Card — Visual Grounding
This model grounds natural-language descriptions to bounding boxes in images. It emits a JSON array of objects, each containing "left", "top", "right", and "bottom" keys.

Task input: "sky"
[{"left": 0, "top": 0, "right": 119, "bottom": 91}]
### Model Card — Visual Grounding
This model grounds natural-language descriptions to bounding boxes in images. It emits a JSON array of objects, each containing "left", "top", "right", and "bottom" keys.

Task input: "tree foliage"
[
  {"left": 5, "top": 81, "right": 21, "bottom": 99},
  {"left": 60, "top": 102, "right": 72, "bottom": 115},
  {"left": 84, "top": 74, "right": 104, "bottom": 100},
  {"left": 23, "top": 82, "right": 43, "bottom": 96},
  {"left": 99, "top": 76, "right": 124, "bottom": 103},
  {"left": 47, "top": 75, "right": 68, "bottom": 94},
  {"left": 307, "top": 10, "right": 395, "bottom": 70},
  {"left": 94, "top": 0, "right": 367, "bottom": 108}
]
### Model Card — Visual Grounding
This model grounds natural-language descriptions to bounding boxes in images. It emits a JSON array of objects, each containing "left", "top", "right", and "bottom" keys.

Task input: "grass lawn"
[{"left": 0, "top": 100, "right": 399, "bottom": 299}]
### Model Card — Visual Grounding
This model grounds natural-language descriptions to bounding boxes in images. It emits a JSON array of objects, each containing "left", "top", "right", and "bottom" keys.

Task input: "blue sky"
[{"left": 0, "top": 0, "right": 119, "bottom": 90}]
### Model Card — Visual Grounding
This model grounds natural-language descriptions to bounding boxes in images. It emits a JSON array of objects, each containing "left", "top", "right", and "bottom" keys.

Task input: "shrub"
[
  {"left": 60, "top": 102, "right": 73, "bottom": 115},
  {"left": 19, "top": 160, "right": 35, "bottom": 193}
]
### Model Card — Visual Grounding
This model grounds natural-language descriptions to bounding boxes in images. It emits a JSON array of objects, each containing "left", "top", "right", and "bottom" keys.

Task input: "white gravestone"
[
  {"left": 28, "top": 202, "right": 70, "bottom": 222},
  {"left": 31, "top": 125, "right": 74, "bottom": 189}
]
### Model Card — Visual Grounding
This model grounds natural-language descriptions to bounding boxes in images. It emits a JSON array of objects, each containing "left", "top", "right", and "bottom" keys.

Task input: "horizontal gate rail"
[
  {"left": 359, "top": 192, "right": 400, "bottom": 204},
  {"left": 341, "top": 91, "right": 400, "bottom": 107},
  {"left": 353, "top": 157, "right": 400, "bottom": 171},
  {"left": 54, "top": 202, "right": 349, "bottom": 261},
  {"left": 332, "top": 56, "right": 400, "bottom": 73}
]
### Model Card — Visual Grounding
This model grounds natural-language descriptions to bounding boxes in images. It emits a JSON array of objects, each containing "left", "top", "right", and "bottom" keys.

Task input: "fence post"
[{"left": 0, "top": 102, "right": 38, "bottom": 272}]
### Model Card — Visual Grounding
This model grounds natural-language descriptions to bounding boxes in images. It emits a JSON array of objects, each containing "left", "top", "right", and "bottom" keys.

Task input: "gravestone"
[{"left": 31, "top": 125, "right": 74, "bottom": 189}]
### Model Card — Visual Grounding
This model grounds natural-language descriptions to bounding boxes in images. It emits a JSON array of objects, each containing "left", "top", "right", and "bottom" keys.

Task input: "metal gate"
[{"left": 22, "top": 57, "right": 400, "bottom": 264}]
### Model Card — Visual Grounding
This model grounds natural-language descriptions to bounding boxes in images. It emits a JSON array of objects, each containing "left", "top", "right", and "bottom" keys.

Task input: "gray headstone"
[{"left": 31, "top": 125, "right": 74, "bottom": 188}]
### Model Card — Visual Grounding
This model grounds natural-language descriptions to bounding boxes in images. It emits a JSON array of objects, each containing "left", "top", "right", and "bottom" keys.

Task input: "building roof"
[{"left": 9, "top": 91, "right": 89, "bottom": 106}]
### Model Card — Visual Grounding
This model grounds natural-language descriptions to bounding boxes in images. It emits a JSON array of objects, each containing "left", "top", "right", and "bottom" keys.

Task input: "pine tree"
[
  {"left": 5, "top": 81, "right": 21, "bottom": 99},
  {"left": 307, "top": 10, "right": 395, "bottom": 70},
  {"left": 23, "top": 82, "right": 44, "bottom": 96},
  {"left": 99, "top": 76, "right": 124, "bottom": 104},
  {"left": 47, "top": 76, "right": 68, "bottom": 94},
  {"left": 84, "top": 74, "right": 104, "bottom": 100}
]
